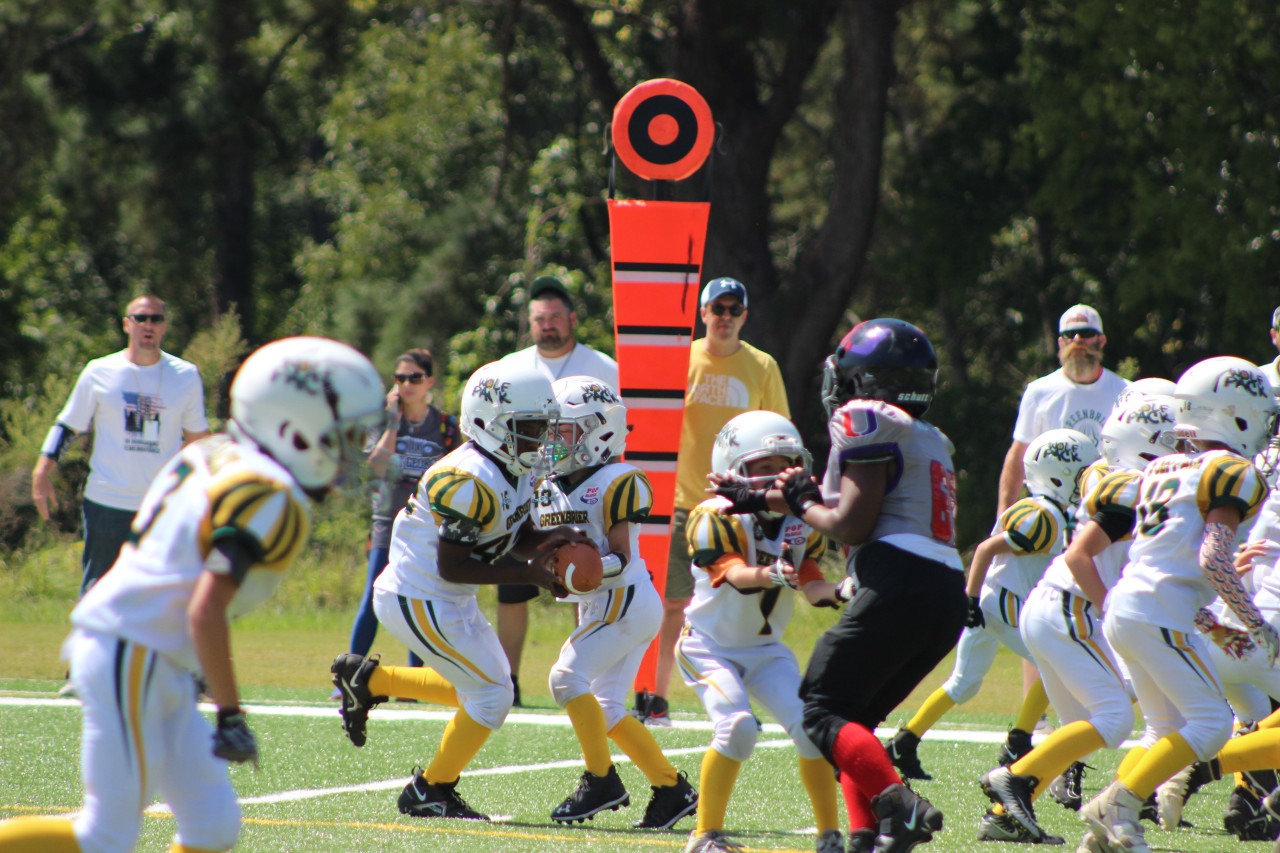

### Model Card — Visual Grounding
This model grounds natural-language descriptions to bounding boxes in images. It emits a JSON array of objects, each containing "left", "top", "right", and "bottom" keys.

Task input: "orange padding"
[{"left": 705, "top": 553, "right": 748, "bottom": 588}]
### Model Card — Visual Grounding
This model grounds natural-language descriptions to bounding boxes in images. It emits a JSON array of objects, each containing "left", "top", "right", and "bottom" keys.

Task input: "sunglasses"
[
  {"left": 394, "top": 372, "right": 427, "bottom": 384},
  {"left": 127, "top": 313, "right": 167, "bottom": 324},
  {"left": 707, "top": 302, "right": 745, "bottom": 317},
  {"left": 1060, "top": 329, "right": 1100, "bottom": 341}
]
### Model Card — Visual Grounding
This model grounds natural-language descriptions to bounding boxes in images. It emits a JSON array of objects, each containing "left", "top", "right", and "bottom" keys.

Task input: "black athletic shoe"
[
  {"left": 551, "top": 765, "right": 630, "bottom": 823},
  {"left": 976, "top": 809, "right": 1065, "bottom": 845},
  {"left": 397, "top": 768, "right": 490, "bottom": 820},
  {"left": 645, "top": 694, "right": 672, "bottom": 728},
  {"left": 870, "top": 782, "right": 944, "bottom": 853},
  {"left": 633, "top": 770, "right": 698, "bottom": 829},
  {"left": 887, "top": 729, "right": 932, "bottom": 781},
  {"left": 846, "top": 828, "right": 877, "bottom": 853},
  {"left": 630, "top": 689, "right": 650, "bottom": 722},
  {"left": 995, "top": 728, "right": 1033, "bottom": 767},
  {"left": 1047, "top": 761, "right": 1085, "bottom": 812},
  {"left": 330, "top": 653, "right": 387, "bottom": 747},
  {"left": 980, "top": 767, "right": 1042, "bottom": 839},
  {"left": 511, "top": 674, "right": 522, "bottom": 708},
  {"left": 1225, "top": 783, "right": 1277, "bottom": 840}
]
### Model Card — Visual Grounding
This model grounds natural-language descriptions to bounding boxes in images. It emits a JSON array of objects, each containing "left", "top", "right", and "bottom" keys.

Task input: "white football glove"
[
  {"left": 835, "top": 576, "right": 857, "bottom": 603},
  {"left": 767, "top": 558, "right": 799, "bottom": 589},
  {"left": 1248, "top": 623, "right": 1280, "bottom": 666}
]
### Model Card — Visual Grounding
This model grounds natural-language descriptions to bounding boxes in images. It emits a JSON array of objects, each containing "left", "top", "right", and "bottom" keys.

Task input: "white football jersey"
[
  {"left": 1040, "top": 466, "right": 1142, "bottom": 596},
  {"left": 983, "top": 494, "right": 1067, "bottom": 600},
  {"left": 71, "top": 435, "right": 310, "bottom": 674},
  {"left": 1109, "top": 450, "right": 1266, "bottom": 632},
  {"left": 1242, "top": 488, "right": 1280, "bottom": 618},
  {"left": 531, "top": 462, "right": 653, "bottom": 598},
  {"left": 823, "top": 399, "right": 960, "bottom": 568},
  {"left": 683, "top": 498, "right": 827, "bottom": 648},
  {"left": 376, "top": 442, "right": 536, "bottom": 602}
]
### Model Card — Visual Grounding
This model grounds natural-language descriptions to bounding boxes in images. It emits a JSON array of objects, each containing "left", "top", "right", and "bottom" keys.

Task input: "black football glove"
[
  {"left": 213, "top": 707, "right": 259, "bottom": 769},
  {"left": 713, "top": 475, "right": 770, "bottom": 514},
  {"left": 965, "top": 595, "right": 985, "bottom": 629},
  {"left": 780, "top": 470, "right": 822, "bottom": 519}
]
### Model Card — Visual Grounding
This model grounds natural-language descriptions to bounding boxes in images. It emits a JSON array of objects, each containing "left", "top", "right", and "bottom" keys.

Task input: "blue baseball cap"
[{"left": 700, "top": 277, "right": 748, "bottom": 309}]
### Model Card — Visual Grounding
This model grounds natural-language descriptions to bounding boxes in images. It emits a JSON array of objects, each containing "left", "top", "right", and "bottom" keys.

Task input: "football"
[{"left": 552, "top": 541, "right": 604, "bottom": 595}]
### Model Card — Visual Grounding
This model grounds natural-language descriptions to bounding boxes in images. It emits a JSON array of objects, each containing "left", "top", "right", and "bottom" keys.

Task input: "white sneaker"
[
  {"left": 1154, "top": 765, "right": 1192, "bottom": 830},
  {"left": 1080, "top": 781, "right": 1150, "bottom": 853}
]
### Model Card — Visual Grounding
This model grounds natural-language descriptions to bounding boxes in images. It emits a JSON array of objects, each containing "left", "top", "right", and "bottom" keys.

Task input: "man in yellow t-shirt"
[{"left": 639, "top": 276, "right": 790, "bottom": 726}]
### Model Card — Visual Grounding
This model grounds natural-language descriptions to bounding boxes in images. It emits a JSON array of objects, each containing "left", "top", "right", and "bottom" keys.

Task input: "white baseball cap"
[{"left": 1058, "top": 304, "right": 1103, "bottom": 335}]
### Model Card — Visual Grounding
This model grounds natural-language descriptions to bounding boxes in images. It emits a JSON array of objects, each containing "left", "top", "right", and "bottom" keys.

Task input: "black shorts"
[
  {"left": 497, "top": 583, "right": 540, "bottom": 604},
  {"left": 801, "top": 540, "right": 966, "bottom": 757}
]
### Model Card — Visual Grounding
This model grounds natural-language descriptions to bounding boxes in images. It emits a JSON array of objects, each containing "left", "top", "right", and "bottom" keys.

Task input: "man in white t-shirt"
[
  {"left": 1261, "top": 306, "right": 1280, "bottom": 392},
  {"left": 497, "top": 275, "right": 618, "bottom": 704},
  {"left": 32, "top": 294, "right": 210, "bottom": 596},
  {"left": 997, "top": 304, "right": 1129, "bottom": 513}
]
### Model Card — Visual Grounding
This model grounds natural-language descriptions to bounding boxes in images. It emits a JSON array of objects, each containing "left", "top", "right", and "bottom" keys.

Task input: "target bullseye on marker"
[{"left": 612, "top": 79, "right": 713, "bottom": 181}]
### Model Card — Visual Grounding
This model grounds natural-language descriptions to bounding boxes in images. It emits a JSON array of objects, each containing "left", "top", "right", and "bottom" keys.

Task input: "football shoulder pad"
[
  {"left": 687, "top": 500, "right": 750, "bottom": 568},
  {"left": 998, "top": 497, "right": 1062, "bottom": 555},
  {"left": 829, "top": 398, "right": 913, "bottom": 464}
]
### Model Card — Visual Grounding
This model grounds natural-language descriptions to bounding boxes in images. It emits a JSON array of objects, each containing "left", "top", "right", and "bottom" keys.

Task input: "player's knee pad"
[
  {"left": 547, "top": 662, "right": 590, "bottom": 709},
  {"left": 463, "top": 681, "right": 514, "bottom": 730},
  {"left": 941, "top": 671, "right": 983, "bottom": 705},
  {"left": 1184, "top": 710, "right": 1234, "bottom": 761},
  {"left": 75, "top": 810, "right": 143, "bottom": 853},
  {"left": 1090, "top": 700, "right": 1137, "bottom": 750},
  {"left": 712, "top": 711, "right": 759, "bottom": 763},
  {"left": 598, "top": 695, "right": 627, "bottom": 732}
]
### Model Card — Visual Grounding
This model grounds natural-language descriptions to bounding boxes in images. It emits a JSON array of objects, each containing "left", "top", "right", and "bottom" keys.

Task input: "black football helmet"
[{"left": 820, "top": 318, "right": 938, "bottom": 418}]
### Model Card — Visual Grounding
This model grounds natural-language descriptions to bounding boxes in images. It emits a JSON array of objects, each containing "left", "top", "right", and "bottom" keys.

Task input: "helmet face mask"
[
  {"left": 1172, "top": 357, "right": 1279, "bottom": 457},
  {"left": 229, "top": 336, "right": 385, "bottom": 491},
  {"left": 545, "top": 377, "right": 627, "bottom": 475},
  {"left": 1022, "top": 428, "right": 1100, "bottom": 507},
  {"left": 460, "top": 362, "right": 560, "bottom": 476},
  {"left": 1101, "top": 396, "right": 1179, "bottom": 471},
  {"left": 712, "top": 411, "right": 812, "bottom": 489},
  {"left": 821, "top": 319, "right": 938, "bottom": 418}
]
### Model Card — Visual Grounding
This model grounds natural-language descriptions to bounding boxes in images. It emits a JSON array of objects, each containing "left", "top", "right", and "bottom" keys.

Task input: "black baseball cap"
[{"left": 529, "top": 275, "right": 573, "bottom": 306}]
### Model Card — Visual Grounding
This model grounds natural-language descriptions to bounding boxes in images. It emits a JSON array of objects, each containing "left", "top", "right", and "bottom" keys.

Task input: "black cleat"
[
  {"left": 870, "top": 782, "right": 944, "bottom": 853},
  {"left": 645, "top": 694, "right": 672, "bottom": 728},
  {"left": 551, "top": 765, "right": 630, "bottom": 823},
  {"left": 980, "top": 767, "right": 1042, "bottom": 839},
  {"left": 630, "top": 689, "right": 650, "bottom": 722},
  {"left": 397, "top": 768, "right": 490, "bottom": 820},
  {"left": 887, "top": 729, "right": 932, "bottom": 781},
  {"left": 976, "top": 809, "right": 1065, "bottom": 845},
  {"left": 995, "top": 728, "right": 1033, "bottom": 767},
  {"left": 846, "top": 828, "right": 877, "bottom": 853},
  {"left": 331, "top": 653, "right": 387, "bottom": 747},
  {"left": 633, "top": 770, "right": 697, "bottom": 829},
  {"left": 1047, "top": 761, "right": 1085, "bottom": 812},
  {"left": 1225, "top": 783, "right": 1278, "bottom": 840}
]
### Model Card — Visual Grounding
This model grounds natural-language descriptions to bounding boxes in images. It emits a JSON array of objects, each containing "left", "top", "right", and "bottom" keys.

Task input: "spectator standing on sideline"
[
  {"left": 998, "top": 304, "right": 1129, "bottom": 513},
  {"left": 333, "top": 349, "right": 460, "bottom": 698},
  {"left": 32, "top": 294, "right": 210, "bottom": 596},
  {"left": 497, "top": 275, "right": 618, "bottom": 705},
  {"left": 640, "top": 277, "right": 789, "bottom": 726},
  {"left": 1261, "top": 306, "right": 1280, "bottom": 391},
  {"left": 995, "top": 304, "right": 1128, "bottom": 740}
]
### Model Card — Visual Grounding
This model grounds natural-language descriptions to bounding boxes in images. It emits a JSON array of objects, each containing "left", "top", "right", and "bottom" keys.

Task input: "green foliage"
[{"left": 180, "top": 307, "right": 250, "bottom": 425}]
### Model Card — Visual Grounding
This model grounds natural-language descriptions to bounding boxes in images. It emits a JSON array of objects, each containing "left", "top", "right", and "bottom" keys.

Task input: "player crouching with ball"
[
  {"left": 714, "top": 319, "right": 968, "bottom": 853},
  {"left": 536, "top": 376, "right": 699, "bottom": 830},
  {"left": 329, "top": 361, "right": 590, "bottom": 821},
  {"left": 683, "top": 410, "right": 851, "bottom": 853},
  {"left": 0, "top": 337, "right": 387, "bottom": 853}
]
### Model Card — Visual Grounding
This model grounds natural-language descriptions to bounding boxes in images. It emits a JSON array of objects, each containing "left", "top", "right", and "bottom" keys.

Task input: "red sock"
[
  {"left": 832, "top": 722, "right": 901, "bottom": 802},
  {"left": 841, "top": 770, "right": 878, "bottom": 830}
]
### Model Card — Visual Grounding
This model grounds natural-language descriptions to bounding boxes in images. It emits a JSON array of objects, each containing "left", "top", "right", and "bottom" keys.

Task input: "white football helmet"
[
  {"left": 228, "top": 336, "right": 384, "bottom": 490},
  {"left": 1113, "top": 377, "right": 1176, "bottom": 409},
  {"left": 1173, "top": 356, "right": 1279, "bottom": 456},
  {"left": 547, "top": 375, "right": 627, "bottom": 474},
  {"left": 1100, "top": 396, "right": 1179, "bottom": 471},
  {"left": 460, "top": 361, "right": 559, "bottom": 476},
  {"left": 711, "top": 410, "right": 812, "bottom": 488},
  {"left": 1022, "top": 428, "right": 1100, "bottom": 507}
]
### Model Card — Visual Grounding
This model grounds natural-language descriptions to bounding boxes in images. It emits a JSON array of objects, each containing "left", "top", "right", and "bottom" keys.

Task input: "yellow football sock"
[
  {"left": 1217, "top": 727, "right": 1280, "bottom": 775},
  {"left": 1011, "top": 720, "right": 1105, "bottom": 800},
  {"left": 1258, "top": 707, "right": 1280, "bottom": 730},
  {"left": 799, "top": 755, "right": 840, "bottom": 832},
  {"left": 695, "top": 749, "right": 741, "bottom": 833},
  {"left": 565, "top": 694, "right": 613, "bottom": 777},
  {"left": 1121, "top": 732, "right": 1197, "bottom": 799},
  {"left": 1013, "top": 678, "right": 1049, "bottom": 733},
  {"left": 607, "top": 715, "right": 678, "bottom": 787},
  {"left": 368, "top": 664, "right": 459, "bottom": 707},
  {"left": 905, "top": 687, "right": 955, "bottom": 736},
  {"left": 1116, "top": 745, "right": 1148, "bottom": 779},
  {"left": 0, "top": 816, "right": 81, "bottom": 852},
  {"left": 425, "top": 707, "right": 492, "bottom": 785}
]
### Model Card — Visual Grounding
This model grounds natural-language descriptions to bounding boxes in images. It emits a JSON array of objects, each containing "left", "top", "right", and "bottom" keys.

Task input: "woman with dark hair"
[{"left": 334, "top": 348, "right": 459, "bottom": 692}]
